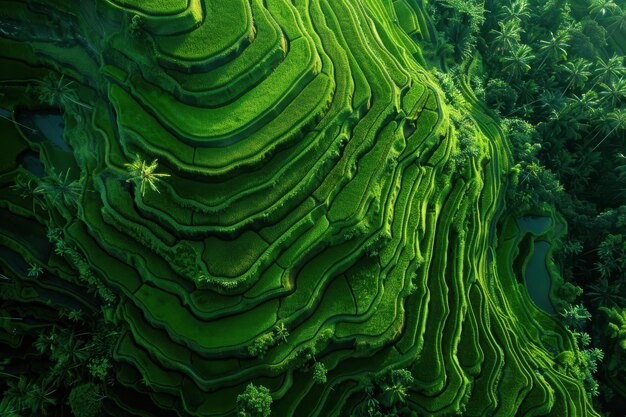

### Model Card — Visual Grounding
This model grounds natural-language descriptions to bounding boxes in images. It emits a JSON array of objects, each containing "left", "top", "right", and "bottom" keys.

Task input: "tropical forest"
[{"left": 0, "top": 0, "right": 624, "bottom": 416}]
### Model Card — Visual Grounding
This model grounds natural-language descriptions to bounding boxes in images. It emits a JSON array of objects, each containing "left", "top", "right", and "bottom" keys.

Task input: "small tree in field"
[
  {"left": 312, "top": 361, "right": 328, "bottom": 384},
  {"left": 381, "top": 368, "right": 414, "bottom": 406},
  {"left": 124, "top": 155, "right": 170, "bottom": 197},
  {"left": 236, "top": 384, "right": 272, "bottom": 417}
]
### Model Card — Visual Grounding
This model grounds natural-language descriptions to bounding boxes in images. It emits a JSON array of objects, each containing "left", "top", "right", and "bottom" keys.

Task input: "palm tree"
[
  {"left": 34, "top": 327, "right": 91, "bottom": 386},
  {"left": 51, "top": 328, "right": 90, "bottom": 365},
  {"left": 499, "top": 0, "right": 531, "bottom": 22},
  {"left": 25, "top": 379, "right": 56, "bottom": 416},
  {"left": 537, "top": 32, "right": 569, "bottom": 70},
  {"left": 513, "top": 79, "right": 538, "bottom": 106},
  {"left": 382, "top": 369, "right": 414, "bottom": 406},
  {"left": 538, "top": 89, "right": 567, "bottom": 113},
  {"left": 34, "top": 168, "right": 82, "bottom": 209},
  {"left": 598, "top": 78, "right": 626, "bottom": 106},
  {"left": 546, "top": 105, "right": 588, "bottom": 141},
  {"left": 502, "top": 44, "right": 535, "bottom": 80},
  {"left": 446, "top": 21, "right": 476, "bottom": 62},
  {"left": 274, "top": 322, "right": 289, "bottom": 344},
  {"left": 560, "top": 58, "right": 592, "bottom": 98},
  {"left": 594, "top": 55, "right": 626, "bottom": 85},
  {"left": 34, "top": 331, "right": 55, "bottom": 355},
  {"left": 561, "top": 304, "right": 592, "bottom": 330},
  {"left": 2, "top": 376, "right": 56, "bottom": 416},
  {"left": 591, "top": 109, "right": 626, "bottom": 151},
  {"left": 27, "top": 262, "right": 43, "bottom": 278},
  {"left": 576, "top": 331, "right": 593, "bottom": 348},
  {"left": 588, "top": 278, "right": 625, "bottom": 307},
  {"left": 490, "top": 20, "right": 521, "bottom": 53},
  {"left": 35, "top": 75, "right": 92, "bottom": 110},
  {"left": 589, "top": 0, "right": 619, "bottom": 19},
  {"left": 614, "top": 153, "right": 626, "bottom": 199},
  {"left": 2, "top": 375, "right": 29, "bottom": 415},
  {"left": 428, "top": 32, "right": 455, "bottom": 65},
  {"left": 608, "top": 9, "right": 626, "bottom": 35},
  {"left": 67, "top": 309, "right": 83, "bottom": 322},
  {"left": 11, "top": 174, "right": 47, "bottom": 212},
  {"left": 595, "top": 258, "right": 615, "bottom": 279},
  {"left": 562, "top": 149, "right": 599, "bottom": 194},
  {"left": 124, "top": 155, "right": 170, "bottom": 197},
  {"left": 366, "top": 397, "right": 381, "bottom": 416},
  {"left": 568, "top": 91, "right": 599, "bottom": 117}
]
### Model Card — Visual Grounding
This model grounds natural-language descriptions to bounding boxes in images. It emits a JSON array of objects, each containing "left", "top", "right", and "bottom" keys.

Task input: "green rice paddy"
[{"left": 0, "top": 0, "right": 601, "bottom": 416}]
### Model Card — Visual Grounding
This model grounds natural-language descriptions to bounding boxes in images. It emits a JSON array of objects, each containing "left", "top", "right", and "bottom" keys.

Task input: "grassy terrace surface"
[{"left": 0, "top": 1, "right": 599, "bottom": 416}]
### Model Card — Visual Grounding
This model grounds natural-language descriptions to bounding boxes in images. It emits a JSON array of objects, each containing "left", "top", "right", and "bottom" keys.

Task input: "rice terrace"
[{"left": 0, "top": 0, "right": 625, "bottom": 416}]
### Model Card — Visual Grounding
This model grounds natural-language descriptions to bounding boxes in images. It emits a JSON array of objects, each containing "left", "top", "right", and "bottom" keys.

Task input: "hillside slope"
[{"left": 0, "top": 1, "right": 599, "bottom": 416}]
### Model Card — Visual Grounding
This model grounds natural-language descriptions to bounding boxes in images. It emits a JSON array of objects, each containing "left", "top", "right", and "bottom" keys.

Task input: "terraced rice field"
[{"left": 0, "top": 0, "right": 599, "bottom": 416}]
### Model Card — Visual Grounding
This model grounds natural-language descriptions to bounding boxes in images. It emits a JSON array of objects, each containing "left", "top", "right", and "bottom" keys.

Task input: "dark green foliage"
[
  {"left": 312, "top": 362, "right": 327, "bottom": 385},
  {"left": 485, "top": 79, "right": 518, "bottom": 114},
  {"left": 568, "top": 20, "right": 606, "bottom": 59},
  {"left": 45, "top": 227, "right": 116, "bottom": 303},
  {"left": 68, "top": 383, "right": 102, "bottom": 417},
  {"left": 33, "top": 325, "right": 101, "bottom": 386},
  {"left": 35, "top": 169, "right": 82, "bottom": 209},
  {"left": 236, "top": 384, "right": 272, "bottom": 417},
  {"left": 380, "top": 369, "right": 414, "bottom": 407},
  {"left": 34, "top": 75, "right": 92, "bottom": 110},
  {"left": 555, "top": 350, "right": 576, "bottom": 369},
  {"left": 580, "top": 347, "right": 605, "bottom": 397},
  {"left": 0, "top": 0, "right": 622, "bottom": 414},
  {"left": 170, "top": 242, "right": 201, "bottom": 279},
  {"left": 247, "top": 333, "right": 275, "bottom": 358},
  {"left": 473, "top": 7, "right": 626, "bottom": 406},
  {"left": 556, "top": 281, "right": 583, "bottom": 304},
  {"left": 588, "top": 278, "right": 625, "bottom": 308},
  {"left": 502, "top": 44, "right": 535, "bottom": 80},
  {"left": 87, "top": 357, "right": 112, "bottom": 381},
  {"left": 561, "top": 304, "right": 592, "bottom": 330},
  {"left": 450, "top": 115, "right": 481, "bottom": 170},
  {"left": 2, "top": 376, "right": 57, "bottom": 416},
  {"left": 429, "top": 0, "right": 485, "bottom": 61},
  {"left": 352, "top": 369, "right": 416, "bottom": 416},
  {"left": 433, "top": 70, "right": 461, "bottom": 103},
  {"left": 601, "top": 307, "right": 626, "bottom": 385},
  {"left": 127, "top": 14, "right": 145, "bottom": 38}
]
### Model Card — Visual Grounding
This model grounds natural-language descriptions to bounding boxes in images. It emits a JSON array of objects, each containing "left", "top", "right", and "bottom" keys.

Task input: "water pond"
[{"left": 517, "top": 216, "right": 556, "bottom": 314}]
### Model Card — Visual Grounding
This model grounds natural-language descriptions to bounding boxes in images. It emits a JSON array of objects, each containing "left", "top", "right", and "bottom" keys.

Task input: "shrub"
[
  {"left": 312, "top": 362, "right": 327, "bottom": 384},
  {"left": 236, "top": 384, "right": 272, "bottom": 417},
  {"left": 485, "top": 78, "right": 518, "bottom": 114},
  {"left": 88, "top": 357, "right": 112, "bottom": 381},
  {"left": 248, "top": 333, "right": 275, "bottom": 358},
  {"left": 68, "top": 383, "right": 102, "bottom": 417}
]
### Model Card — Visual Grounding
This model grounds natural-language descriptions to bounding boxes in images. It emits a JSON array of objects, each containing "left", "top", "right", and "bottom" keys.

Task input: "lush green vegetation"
[
  {"left": 0, "top": 0, "right": 622, "bottom": 416},
  {"left": 423, "top": 0, "right": 626, "bottom": 412}
]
